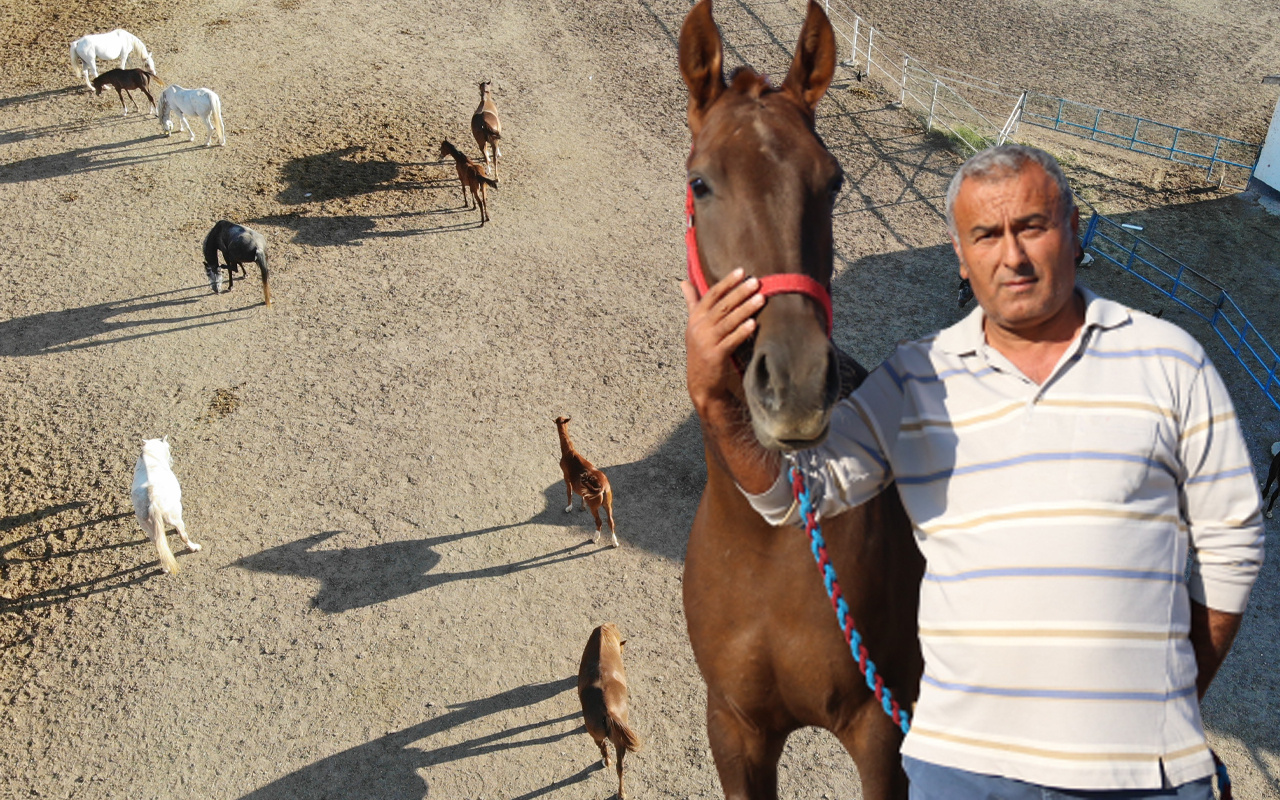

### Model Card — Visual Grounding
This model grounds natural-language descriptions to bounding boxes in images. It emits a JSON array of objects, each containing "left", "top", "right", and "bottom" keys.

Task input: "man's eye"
[{"left": 690, "top": 177, "right": 711, "bottom": 198}]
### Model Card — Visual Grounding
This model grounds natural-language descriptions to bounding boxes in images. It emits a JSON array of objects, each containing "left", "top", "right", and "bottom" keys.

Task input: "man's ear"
[
  {"left": 679, "top": 0, "right": 726, "bottom": 136},
  {"left": 952, "top": 238, "right": 969, "bottom": 280}
]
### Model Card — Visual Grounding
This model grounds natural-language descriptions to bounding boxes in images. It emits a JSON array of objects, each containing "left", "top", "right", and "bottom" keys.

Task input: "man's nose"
[{"left": 997, "top": 228, "right": 1028, "bottom": 269}]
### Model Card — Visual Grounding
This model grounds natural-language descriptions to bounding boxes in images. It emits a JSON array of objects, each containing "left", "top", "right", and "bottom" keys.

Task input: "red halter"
[{"left": 685, "top": 184, "right": 834, "bottom": 338}]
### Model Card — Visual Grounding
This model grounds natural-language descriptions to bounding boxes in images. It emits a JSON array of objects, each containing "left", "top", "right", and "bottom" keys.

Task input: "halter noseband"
[{"left": 685, "top": 184, "right": 834, "bottom": 338}]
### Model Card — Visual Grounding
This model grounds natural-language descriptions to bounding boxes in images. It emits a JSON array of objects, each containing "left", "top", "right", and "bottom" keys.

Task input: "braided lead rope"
[{"left": 788, "top": 460, "right": 910, "bottom": 735}]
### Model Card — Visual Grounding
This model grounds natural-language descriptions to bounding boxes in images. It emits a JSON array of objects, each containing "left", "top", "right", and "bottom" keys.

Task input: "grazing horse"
[
  {"left": 578, "top": 623, "right": 642, "bottom": 799},
  {"left": 70, "top": 29, "right": 156, "bottom": 91},
  {"left": 203, "top": 220, "right": 272, "bottom": 306},
  {"left": 92, "top": 68, "right": 162, "bottom": 116},
  {"left": 438, "top": 140, "right": 498, "bottom": 225},
  {"left": 158, "top": 85, "right": 226, "bottom": 147},
  {"left": 678, "top": 2, "right": 922, "bottom": 798},
  {"left": 470, "top": 80, "right": 502, "bottom": 178}
]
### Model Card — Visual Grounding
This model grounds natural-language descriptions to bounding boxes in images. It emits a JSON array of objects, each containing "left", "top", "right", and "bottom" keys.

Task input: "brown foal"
[
  {"left": 554, "top": 416, "right": 617, "bottom": 547},
  {"left": 437, "top": 139, "right": 498, "bottom": 225},
  {"left": 470, "top": 80, "right": 502, "bottom": 178},
  {"left": 92, "top": 67, "right": 162, "bottom": 116},
  {"left": 577, "top": 623, "right": 642, "bottom": 800}
]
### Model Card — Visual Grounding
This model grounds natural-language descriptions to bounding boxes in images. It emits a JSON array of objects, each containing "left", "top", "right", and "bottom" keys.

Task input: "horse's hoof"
[
  {"left": 610, "top": 535, "right": 619, "bottom": 548},
  {"left": 564, "top": 505, "right": 573, "bottom": 513},
  {"left": 188, "top": 543, "right": 202, "bottom": 552}
]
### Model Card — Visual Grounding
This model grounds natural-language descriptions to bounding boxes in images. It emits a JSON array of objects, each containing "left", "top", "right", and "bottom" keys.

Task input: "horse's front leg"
[
  {"left": 834, "top": 704, "right": 909, "bottom": 800},
  {"left": 706, "top": 694, "right": 787, "bottom": 800}
]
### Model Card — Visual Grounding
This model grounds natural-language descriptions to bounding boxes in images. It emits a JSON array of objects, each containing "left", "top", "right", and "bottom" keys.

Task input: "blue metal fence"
[
  {"left": 1021, "top": 92, "right": 1261, "bottom": 188},
  {"left": 1081, "top": 213, "right": 1280, "bottom": 414}
]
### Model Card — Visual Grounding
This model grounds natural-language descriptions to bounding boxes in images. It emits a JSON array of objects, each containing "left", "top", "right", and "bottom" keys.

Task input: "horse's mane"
[{"left": 727, "top": 67, "right": 778, "bottom": 99}]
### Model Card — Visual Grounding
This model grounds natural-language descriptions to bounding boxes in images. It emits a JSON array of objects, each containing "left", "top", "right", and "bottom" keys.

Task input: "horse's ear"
[
  {"left": 783, "top": 1, "right": 837, "bottom": 116},
  {"left": 679, "top": 0, "right": 726, "bottom": 135},
  {"left": 162, "top": 435, "right": 169, "bottom": 443}
]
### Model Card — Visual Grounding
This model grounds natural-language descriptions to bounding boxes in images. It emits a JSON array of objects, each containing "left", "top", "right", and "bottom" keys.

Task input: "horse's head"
[
  {"left": 91, "top": 76, "right": 105, "bottom": 95},
  {"left": 478, "top": 80, "right": 492, "bottom": 99},
  {"left": 205, "top": 261, "right": 225, "bottom": 294},
  {"left": 141, "top": 436, "right": 172, "bottom": 466},
  {"left": 437, "top": 140, "right": 453, "bottom": 161},
  {"left": 680, "top": 0, "right": 842, "bottom": 451}
]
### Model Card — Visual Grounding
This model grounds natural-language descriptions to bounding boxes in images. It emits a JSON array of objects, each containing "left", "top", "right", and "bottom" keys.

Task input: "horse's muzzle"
[{"left": 206, "top": 266, "right": 225, "bottom": 294}]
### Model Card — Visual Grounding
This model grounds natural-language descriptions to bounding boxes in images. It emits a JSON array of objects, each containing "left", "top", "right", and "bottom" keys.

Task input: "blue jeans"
[{"left": 903, "top": 757, "right": 1214, "bottom": 800}]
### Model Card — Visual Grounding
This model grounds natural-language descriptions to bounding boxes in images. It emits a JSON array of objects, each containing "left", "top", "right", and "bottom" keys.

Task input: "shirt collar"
[{"left": 932, "top": 285, "right": 1131, "bottom": 356}]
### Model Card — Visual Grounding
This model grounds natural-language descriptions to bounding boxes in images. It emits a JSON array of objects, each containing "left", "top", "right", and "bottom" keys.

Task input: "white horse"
[
  {"left": 69, "top": 29, "right": 156, "bottom": 91},
  {"left": 131, "top": 437, "right": 200, "bottom": 575},
  {"left": 158, "top": 85, "right": 226, "bottom": 147}
]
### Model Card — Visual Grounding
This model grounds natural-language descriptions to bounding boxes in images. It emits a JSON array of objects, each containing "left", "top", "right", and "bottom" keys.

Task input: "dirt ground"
[{"left": 1, "top": 0, "right": 1277, "bottom": 798}]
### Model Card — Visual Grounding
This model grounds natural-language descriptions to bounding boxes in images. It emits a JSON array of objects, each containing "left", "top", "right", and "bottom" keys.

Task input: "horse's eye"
[
  {"left": 690, "top": 177, "right": 711, "bottom": 199},
  {"left": 829, "top": 173, "right": 844, "bottom": 197}
]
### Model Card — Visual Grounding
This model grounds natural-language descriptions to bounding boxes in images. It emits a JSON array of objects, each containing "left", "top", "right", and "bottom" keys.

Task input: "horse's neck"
[{"left": 556, "top": 428, "right": 576, "bottom": 458}]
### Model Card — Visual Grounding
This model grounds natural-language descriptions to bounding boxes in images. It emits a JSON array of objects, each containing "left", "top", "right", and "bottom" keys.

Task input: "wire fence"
[
  {"left": 820, "top": 0, "right": 1023, "bottom": 153},
  {"left": 1021, "top": 93, "right": 1262, "bottom": 188},
  {"left": 819, "top": 1, "right": 1263, "bottom": 187},
  {"left": 1082, "top": 213, "right": 1280, "bottom": 414}
]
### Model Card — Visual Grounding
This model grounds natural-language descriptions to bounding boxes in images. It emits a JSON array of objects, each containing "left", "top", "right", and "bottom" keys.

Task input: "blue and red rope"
[{"left": 789, "top": 463, "right": 910, "bottom": 736}]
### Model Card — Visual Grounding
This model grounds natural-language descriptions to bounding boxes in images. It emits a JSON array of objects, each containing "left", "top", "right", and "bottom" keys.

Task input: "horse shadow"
[
  {"left": 0, "top": 85, "right": 82, "bottom": 111},
  {"left": 0, "top": 502, "right": 154, "bottom": 613},
  {"left": 233, "top": 527, "right": 598, "bottom": 614},
  {"left": 274, "top": 146, "right": 456, "bottom": 205},
  {"left": 0, "top": 130, "right": 183, "bottom": 183},
  {"left": 237, "top": 676, "right": 592, "bottom": 800},
  {"left": 0, "top": 286, "right": 255, "bottom": 357},
  {"left": 232, "top": 416, "right": 705, "bottom": 613},
  {"left": 249, "top": 210, "right": 478, "bottom": 247}
]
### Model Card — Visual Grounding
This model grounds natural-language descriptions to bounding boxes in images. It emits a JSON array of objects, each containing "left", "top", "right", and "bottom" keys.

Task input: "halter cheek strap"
[{"left": 685, "top": 185, "right": 834, "bottom": 338}]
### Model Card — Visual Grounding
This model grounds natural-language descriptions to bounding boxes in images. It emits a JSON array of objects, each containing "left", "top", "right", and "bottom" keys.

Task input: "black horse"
[{"left": 203, "top": 220, "right": 272, "bottom": 306}]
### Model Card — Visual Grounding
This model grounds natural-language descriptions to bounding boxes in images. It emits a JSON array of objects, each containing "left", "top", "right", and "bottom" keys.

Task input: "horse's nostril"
[{"left": 824, "top": 349, "right": 841, "bottom": 406}]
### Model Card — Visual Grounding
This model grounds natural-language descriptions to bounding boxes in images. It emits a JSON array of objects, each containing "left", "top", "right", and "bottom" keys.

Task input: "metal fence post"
[
  {"left": 866, "top": 26, "right": 874, "bottom": 79},
  {"left": 901, "top": 55, "right": 908, "bottom": 105},
  {"left": 851, "top": 16, "right": 860, "bottom": 71},
  {"left": 1207, "top": 136, "right": 1222, "bottom": 182},
  {"left": 927, "top": 79, "right": 939, "bottom": 130}
]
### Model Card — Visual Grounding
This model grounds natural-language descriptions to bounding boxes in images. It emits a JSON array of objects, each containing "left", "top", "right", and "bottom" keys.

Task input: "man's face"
[{"left": 951, "top": 164, "right": 1079, "bottom": 335}]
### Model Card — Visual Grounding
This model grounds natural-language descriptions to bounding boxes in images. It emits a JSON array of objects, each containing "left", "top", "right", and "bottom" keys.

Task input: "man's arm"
[
  {"left": 1188, "top": 600, "right": 1244, "bottom": 700},
  {"left": 681, "top": 269, "right": 780, "bottom": 493}
]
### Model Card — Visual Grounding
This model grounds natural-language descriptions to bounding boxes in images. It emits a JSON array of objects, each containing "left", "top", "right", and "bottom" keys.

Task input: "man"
[{"left": 682, "top": 144, "right": 1264, "bottom": 798}]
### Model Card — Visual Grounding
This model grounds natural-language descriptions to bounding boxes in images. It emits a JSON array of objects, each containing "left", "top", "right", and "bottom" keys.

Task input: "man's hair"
[{"left": 944, "top": 144, "right": 1074, "bottom": 240}]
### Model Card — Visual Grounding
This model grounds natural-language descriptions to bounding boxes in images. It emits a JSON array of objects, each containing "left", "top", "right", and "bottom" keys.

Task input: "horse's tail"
[
  {"left": 148, "top": 491, "right": 180, "bottom": 574},
  {"left": 256, "top": 250, "right": 272, "bottom": 307},
  {"left": 209, "top": 92, "right": 226, "bottom": 145},
  {"left": 479, "top": 172, "right": 498, "bottom": 189},
  {"left": 606, "top": 711, "right": 642, "bottom": 754},
  {"left": 144, "top": 70, "right": 165, "bottom": 88}
]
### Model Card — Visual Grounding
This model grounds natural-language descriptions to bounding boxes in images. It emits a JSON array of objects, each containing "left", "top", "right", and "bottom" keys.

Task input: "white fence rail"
[{"left": 820, "top": 0, "right": 1024, "bottom": 152}]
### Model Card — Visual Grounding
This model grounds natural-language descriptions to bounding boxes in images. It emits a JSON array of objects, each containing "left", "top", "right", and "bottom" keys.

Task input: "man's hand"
[
  {"left": 1189, "top": 600, "right": 1244, "bottom": 700},
  {"left": 682, "top": 269, "right": 779, "bottom": 493},
  {"left": 682, "top": 268, "right": 764, "bottom": 412}
]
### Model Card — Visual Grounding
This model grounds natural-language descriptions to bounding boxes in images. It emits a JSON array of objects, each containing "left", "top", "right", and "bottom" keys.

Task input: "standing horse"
[
  {"left": 92, "top": 68, "right": 162, "bottom": 116},
  {"left": 158, "top": 85, "right": 226, "bottom": 147},
  {"left": 70, "top": 29, "right": 156, "bottom": 91},
  {"left": 438, "top": 140, "right": 498, "bottom": 225},
  {"left": 203, "top": 220, "right": 272, "bottom": 306},
  {"left": 678, "top": 2, "right": 922, "bottom": 799},
  {"left": 470, "top": 80, "right": 502, "bottom": 178}
]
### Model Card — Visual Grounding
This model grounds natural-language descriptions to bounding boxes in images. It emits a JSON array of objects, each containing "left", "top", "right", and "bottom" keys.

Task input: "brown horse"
[
  {"left": 678, "top": 2, "right": 922, "bottom": 799},
  {"left": 470, "top": 80, "right": 502, "bottom": 178},
  {"left": 577, "top": 623, "right": 642, "bottom": 799},
  {"left": 92, "top": 67, "right": 162, "bottom": 116},
  {"left": 438, "top": 140, "right": 498, "bottom": 225}
]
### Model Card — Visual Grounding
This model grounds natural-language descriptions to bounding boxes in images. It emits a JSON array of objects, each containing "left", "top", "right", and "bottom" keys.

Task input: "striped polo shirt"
[{"left": 745, "top": 287, "right": 1264, "bottom": 790}]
